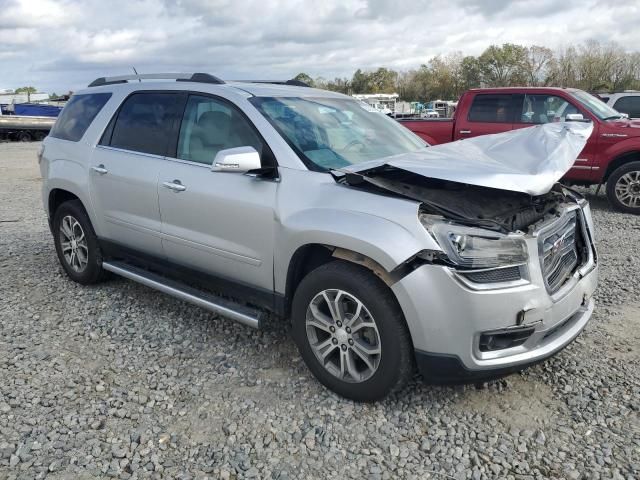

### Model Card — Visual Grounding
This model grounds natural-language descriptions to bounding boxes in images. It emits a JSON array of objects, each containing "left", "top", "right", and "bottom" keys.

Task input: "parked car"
[
  {"left": 602, "top": 91, "right": 640, "bottom": 119},
  {"left": 420, "top": 109, "right": 439, "bottom": 118},
  {"left": 40, "top": 73, "right": 598, "bottom": 401},
  {"left": 399, "top": 87, "right": 640, "bottom": 214}
]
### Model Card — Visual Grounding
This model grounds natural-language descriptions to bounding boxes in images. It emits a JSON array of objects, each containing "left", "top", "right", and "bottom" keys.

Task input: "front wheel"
[
  {"left": 606, "top": 161, "right": 640, "bottom": 214},
  {"left": 292, "top": 261, "right": 414, "bottom": 401}
]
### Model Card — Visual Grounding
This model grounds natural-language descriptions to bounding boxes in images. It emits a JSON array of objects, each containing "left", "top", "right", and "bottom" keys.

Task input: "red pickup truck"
[{"left": 399, "top": 87, "right": 640, "bottom": 214}]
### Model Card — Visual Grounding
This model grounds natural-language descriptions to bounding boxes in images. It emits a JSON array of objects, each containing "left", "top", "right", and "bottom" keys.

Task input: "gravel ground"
[{"left": 0, "top": 142, "right": 638, "bottom": 480}]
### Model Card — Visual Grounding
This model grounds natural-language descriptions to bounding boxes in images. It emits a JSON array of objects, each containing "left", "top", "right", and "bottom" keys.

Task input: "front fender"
[
  {"left": 274, "top": 207, "right": 439, "bottom": 293},
  {"left": 602, "top": 138, "right": 640, "bottom": 172}
]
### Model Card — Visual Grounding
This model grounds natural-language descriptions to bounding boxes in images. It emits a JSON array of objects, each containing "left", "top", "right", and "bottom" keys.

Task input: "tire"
[
  {"left": 52, "top": 200, "right": 106, "bottom": 284},
  {"left": 606, "top": 161, "right": 640, "bottom": 214},
  {"left": 291, "top": 261, "right": 414, "bottom": 401},
  {"left": 17, "top": 131, "right": 32, "bottom": 142}
]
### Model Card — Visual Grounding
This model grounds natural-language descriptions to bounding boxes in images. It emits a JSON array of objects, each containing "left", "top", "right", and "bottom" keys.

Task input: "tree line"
[{"left": 295, "top": 41, "right": 640, "bottom": 102}]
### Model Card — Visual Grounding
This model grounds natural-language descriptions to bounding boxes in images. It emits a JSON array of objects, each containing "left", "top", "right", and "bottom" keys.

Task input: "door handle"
[
  {"left": 459, "top": 130, "right": 472, "bottom": 134},
  {"left": 91, "top": 164, "right": 108, "bottom": 174},
  {"left": 162, "top": 180, "right": 187, "bottom": 192}
]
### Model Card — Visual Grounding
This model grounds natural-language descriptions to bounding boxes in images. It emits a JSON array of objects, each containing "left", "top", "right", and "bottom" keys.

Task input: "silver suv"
[{"left": 40, "top": 73, "right": 598, "bottom": 401}]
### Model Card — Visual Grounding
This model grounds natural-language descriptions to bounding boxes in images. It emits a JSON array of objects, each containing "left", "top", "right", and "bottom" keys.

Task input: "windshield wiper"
[{"left": 602, "top": 115, "right": 622, "bottom": 120}]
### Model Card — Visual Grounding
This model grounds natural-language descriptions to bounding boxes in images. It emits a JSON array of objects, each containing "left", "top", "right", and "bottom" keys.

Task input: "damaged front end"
[
  {"left": 332, "top": 122, "right": 596, "bottom": 291},
  {"left": 333, "top": 121, "right": 594, "bottom": 234},
  {"left": 335, "top": 166, "right": 575, "bottom": 233}
]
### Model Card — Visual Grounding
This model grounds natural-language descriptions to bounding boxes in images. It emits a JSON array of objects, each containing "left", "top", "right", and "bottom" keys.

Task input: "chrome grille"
[{"left": 539, "top": 211, "right": 580, "bottom": 293}]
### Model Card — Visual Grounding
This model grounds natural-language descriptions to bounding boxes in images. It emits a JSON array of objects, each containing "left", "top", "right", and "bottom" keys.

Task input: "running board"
[{"left": 102, "top": 261, "right": 263, "bottom": 329}]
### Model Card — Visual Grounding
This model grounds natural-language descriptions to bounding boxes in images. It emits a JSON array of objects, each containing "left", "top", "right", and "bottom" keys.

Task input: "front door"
[
  {"left": 511, "top": 93, "right": 597, "bottom": 182},
  {"left": 158, "top": 93, "right": 277, "bottom": 291},
  {"left": 89, "top": 91, "right": 184, "bottom": 256}
]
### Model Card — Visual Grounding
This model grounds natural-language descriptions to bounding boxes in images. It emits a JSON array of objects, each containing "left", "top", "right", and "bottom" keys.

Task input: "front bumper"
[{"left": 391, "top": 216, "right": 598, "bottom": 382}]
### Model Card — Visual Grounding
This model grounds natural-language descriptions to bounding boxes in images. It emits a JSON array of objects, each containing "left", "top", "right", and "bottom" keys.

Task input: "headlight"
[{"left": 420, "top": 215, "right": 528, "bottom": 269}]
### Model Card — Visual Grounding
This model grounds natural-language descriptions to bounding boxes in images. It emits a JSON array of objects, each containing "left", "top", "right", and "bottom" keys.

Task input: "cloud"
[{"left": 0, "top": 0, "right": 637, "bottom": 92}]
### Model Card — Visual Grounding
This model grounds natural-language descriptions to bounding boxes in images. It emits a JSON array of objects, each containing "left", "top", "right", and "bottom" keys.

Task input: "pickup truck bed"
[{"left": 397, "top": 118, "right": 454, "bottom": 145}]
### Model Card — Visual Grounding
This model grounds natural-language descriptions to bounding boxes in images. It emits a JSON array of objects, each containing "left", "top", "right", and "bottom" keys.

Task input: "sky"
[{"left": 0, "top": 0, "right": 638, "bottom": 93}]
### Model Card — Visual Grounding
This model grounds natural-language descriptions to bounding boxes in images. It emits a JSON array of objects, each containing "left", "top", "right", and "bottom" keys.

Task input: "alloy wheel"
[
  {"left": 614, "top": 170, "right": 640, "bottom": 208},
  {"left": 305, "top": 289, "right": 381, "bottom": 383},
  {"left": 59, "top": 215, "right": 89, "bottom": 272}
]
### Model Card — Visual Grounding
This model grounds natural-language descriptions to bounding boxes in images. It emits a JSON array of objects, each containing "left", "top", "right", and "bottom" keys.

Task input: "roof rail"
[
  {"left": 88, "top": 73, "right": 225, "bottom": 87},
  {"left": 232, "top": 79, "right": 311, "bottom": 87}
]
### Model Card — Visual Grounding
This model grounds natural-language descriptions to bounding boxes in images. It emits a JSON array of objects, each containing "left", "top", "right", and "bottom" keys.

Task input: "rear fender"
[{"left": 45, "top": 157, "right": 100, "bottom": 234}]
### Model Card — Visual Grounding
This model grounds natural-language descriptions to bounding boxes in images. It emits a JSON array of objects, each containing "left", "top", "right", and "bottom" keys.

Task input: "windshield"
[
  {"left": 570, "top": 90, "right": 622, "bottom": 120},
  {"left": 249, "top": 96, "right": 428, "bottom": 170}
]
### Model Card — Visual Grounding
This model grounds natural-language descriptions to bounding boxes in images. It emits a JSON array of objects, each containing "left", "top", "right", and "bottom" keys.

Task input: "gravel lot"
[{"left": 0, "top": 141, "right": 638, "bottom": 480}]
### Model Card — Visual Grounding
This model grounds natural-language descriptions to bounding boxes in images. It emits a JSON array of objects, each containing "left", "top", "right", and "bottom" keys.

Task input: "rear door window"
[
  {"left": 467, "top": 94, "right": 514, "bottom": 123},
  {"left": 613, "top": 96, "right": 640, "bottom": 118},
  {"left": 106, "top": 92, "right": 182, "bottom": 156},
  {"left": 49, "top": 93, "right": 112, "bottom": 142}
]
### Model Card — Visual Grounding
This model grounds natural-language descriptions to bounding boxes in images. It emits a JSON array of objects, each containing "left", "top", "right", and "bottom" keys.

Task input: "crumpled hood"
[{"left": 346, "top": 122, "right": 593, "bottom": 196}]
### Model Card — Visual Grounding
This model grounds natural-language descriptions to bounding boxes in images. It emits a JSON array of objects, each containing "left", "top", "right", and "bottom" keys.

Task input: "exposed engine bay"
[{"left": 334, "top": 165, "right": 578, "bottom": 233}]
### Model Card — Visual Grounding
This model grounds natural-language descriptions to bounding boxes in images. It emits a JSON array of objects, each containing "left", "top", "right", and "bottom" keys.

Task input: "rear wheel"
[
  {"left": 292, "top": 261, "right": 413, "bottom": 401},
  {"left": 17, "top": 131, "right": 32, "bottom": 142},
  {"left": 52, "top": 200, "right": 106, "bottom": 284},
  {"left": 606, "top": 161, "right": 640, "bottom": 214}
]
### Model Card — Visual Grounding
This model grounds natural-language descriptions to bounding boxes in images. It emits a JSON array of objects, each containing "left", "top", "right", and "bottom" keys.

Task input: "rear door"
[
  {"left": 455, "top": 93, "right": 515, "bottom": 140},
  {"left": 157, "top": 93, "right": 278, "bottom": 292},
  {"left": 90, "top": 91, "right": 185, "bottom": 257}
]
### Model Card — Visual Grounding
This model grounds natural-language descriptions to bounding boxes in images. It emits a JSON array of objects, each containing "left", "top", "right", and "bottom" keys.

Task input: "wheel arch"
[
  {"left": 604, "top": 150, "right": 640, "bottom": 182},
  {"left": 48, "top": 188, "right": 81, "bottom": 218},
  {"left": 282, "top": 243, "right": 419, "bottom": 319}
]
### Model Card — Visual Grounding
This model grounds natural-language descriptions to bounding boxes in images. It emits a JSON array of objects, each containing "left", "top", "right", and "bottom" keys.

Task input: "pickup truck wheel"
[
  {"left": 52, "top": 200, "right": 106, "bottom": 284},
  {"left": 606, "top": 161, "right": 640, "bottom": 214},
  {"left": 292, "top": 261, "right": 413, "bottom": 401}
]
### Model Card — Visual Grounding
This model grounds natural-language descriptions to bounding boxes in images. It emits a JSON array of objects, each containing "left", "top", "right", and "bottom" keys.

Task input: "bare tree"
[{"left": 524, "top": 46, "right": 554, "bottom": 86}]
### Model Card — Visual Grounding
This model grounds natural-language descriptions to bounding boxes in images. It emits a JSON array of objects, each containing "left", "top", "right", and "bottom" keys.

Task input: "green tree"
[
  {"left": 325, "top": 77, "right": 351, "bottom": 94},
  {"left": 460, "top": 56, "right": 482, "bottom": 90},
  {"left": 351, "top": 69, "right": 370, "bottom": 94},
  {"left": 293, "top": 73, "right": 315, "bottom": 87},
  {"left": 478, "top": 44, "right": 528, "bottom": 86},
  {"left": 368, "top": 67, "right": 398, "bottom": 93},
  {"left": 15, "top": 86, "right": 37, "bottom": 102}
]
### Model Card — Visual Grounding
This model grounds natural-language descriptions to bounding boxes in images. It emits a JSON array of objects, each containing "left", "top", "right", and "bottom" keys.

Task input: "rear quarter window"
[
  {"left": 49, "top": 93, "right": 112, "bottom": 142},
  {"left": 468, "top": 94, "right": 513, "bottom": 123}
]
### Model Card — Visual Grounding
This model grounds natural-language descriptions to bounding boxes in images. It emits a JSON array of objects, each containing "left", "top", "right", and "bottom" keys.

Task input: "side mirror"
[
  {"left": 211, "top": 146, "right": 261, "bottom": 173},
  {"left": 565, "top": 113, "right": 588, "bottom": 122}
]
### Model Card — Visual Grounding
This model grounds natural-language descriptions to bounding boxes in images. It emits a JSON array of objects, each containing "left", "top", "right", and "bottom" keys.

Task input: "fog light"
[{"left": 479, "top": 327, "right": 535, "bottom": 352}]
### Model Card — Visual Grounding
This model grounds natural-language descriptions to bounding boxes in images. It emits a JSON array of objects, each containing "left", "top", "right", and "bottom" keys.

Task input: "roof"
[
  {"left": 466, "top": 86, "right": 580, "bottom": 93},
  {"left": 226, "top": 81, "right": 347, "bottom": 98},
  {"left": 80, "top": 73, "right": 349, "bottom": 99}
]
